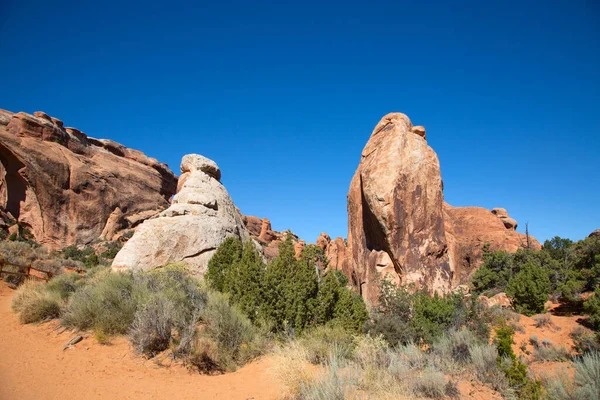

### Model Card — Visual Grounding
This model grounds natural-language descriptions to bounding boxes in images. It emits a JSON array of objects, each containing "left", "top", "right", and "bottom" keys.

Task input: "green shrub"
[
  {"left": 45, "top": 272, "right": 83, "bottom": 300},
  {"left": 369, "top": 281, "right": 490, "bottom": 346},
  {"left": 584, "top": 288, "right": 600, "bottom": 331},
  {"left": 533, "top": 341, "right": 571, "bottom": 361},
  {"left": 205, "top": 236, "right": 242, "bottom": 292},
  {"left": 571, "top": 327, "right": 600, "bottom": 355},
  {"left": 208, "top": 235, "right": 367, "bottom": 336},
  {"left": 506, "top": 261, "right": 551, "bottom": 316}
]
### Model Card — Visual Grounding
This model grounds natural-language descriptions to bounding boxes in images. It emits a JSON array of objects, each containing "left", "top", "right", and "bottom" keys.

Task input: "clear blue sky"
[{"left": 1, "top": 1, "right": 598, "bottom": 244}]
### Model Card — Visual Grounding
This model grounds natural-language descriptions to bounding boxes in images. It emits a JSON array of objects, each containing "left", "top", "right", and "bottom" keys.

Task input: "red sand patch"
[{"left": 0, "top": 283, "right": 282, "bottom": 400}]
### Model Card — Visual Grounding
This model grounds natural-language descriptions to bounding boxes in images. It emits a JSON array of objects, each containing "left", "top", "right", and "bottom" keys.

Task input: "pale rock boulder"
[{"left": 112, "top": 154, "right": 249, "bottom": 275}]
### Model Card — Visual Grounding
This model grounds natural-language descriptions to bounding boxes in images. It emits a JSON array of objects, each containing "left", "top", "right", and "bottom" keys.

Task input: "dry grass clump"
[
  {"left": 274, "top": 329, "right": 505, "bottom": 399},
  {"left": 533, "top": 314, "right": 555, "bottom": 329},
  {"left": 11, "top": 279, "right": 62, "bottom": 324},
  {"left": 529, "top": 336, "right": 571, "bottom": 362},
  {"left": 542, "top": 352, "right": 600, "bottom": 400}
]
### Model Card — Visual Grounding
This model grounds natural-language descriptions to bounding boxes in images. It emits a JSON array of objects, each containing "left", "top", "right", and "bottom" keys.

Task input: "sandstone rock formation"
[
  {"left": 241, "top": 215, "right": 302, "bottom": 259},
  {"left": 112, "top": 154, "right": 249, "bottom": 275},
  {"left": 341, "top": 112, "right": 539, "bottom": 302},
  {"left": 444, "top": 204, "right": 540, "bottom": 286},
  {"left": 491, "top": 208, "right": 518, "bottom": 230},
  {"left": 589, "top": 229, "right": 600, "bottom": 238},
  {"left": 347, "top": 113, "right": 452, "bottom": 302},
  {"left": 0, "top": 109, "right": 177, "bottom": 249}
]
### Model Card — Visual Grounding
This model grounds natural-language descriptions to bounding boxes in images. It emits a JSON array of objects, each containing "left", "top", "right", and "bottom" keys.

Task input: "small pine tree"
[
  {"left": 229, "top": 242, "right": 265, "bottom": 322},
  {"left": 506, "top": 261, "right": 551, "bottom": 316},
  {"left": 205, "top": 237, "right": 243, "bottom": 292}
]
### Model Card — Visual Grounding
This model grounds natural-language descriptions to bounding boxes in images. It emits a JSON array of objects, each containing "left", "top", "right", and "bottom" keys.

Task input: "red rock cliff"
[{"left": 0, "top": 109, "right": 178, "bottom": 249}]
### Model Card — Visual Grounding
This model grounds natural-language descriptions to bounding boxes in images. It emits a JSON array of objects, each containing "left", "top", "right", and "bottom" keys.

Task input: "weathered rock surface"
[
  {"left": 491, "top": 208, "right": 518, "bottom": 230},
  {"left": 112, "top": 154, "right": 249, "bottom": 275},
  {"left": 0, "top": 109, "right": 177, "bottom": 249},
  {"left": 347, "top": 113, "right": 452, "bottom": 302},
  {"left": 444, "top": 204, "right": 540, "bottom": 286},
  {"left": 342, "top": 112, "right": 540, "bottom": 302},
  {"left": 589, "top": 229, "right": 600, "bottom": 238}
]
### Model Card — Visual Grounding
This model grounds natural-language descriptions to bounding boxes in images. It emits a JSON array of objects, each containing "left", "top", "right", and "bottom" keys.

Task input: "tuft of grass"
[
  {"left": 413, "top": 368, "right": 446, "bottom": 399},
  {"left": 432, "top": 329, "right": 479, "bottom": 369},
  {"left": 299, "top": 353, "right": 358, "bottom": 400},
  {"left": 298, "top": 325, "right": 355, "bottom": 365},
  {"left": 11, "top": 279, "right": 62, "bottom": 324},
  {"left": 533, "top": 314, "right": 554, "bottom": 329}
]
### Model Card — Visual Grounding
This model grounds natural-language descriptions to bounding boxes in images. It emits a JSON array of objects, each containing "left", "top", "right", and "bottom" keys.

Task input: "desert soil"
[{"left": 0, "top": 283, "right": 282, "bottom": 400}]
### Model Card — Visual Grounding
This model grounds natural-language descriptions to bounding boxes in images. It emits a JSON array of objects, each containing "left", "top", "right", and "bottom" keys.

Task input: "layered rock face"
[
  {"left": 340, "top": 112, "right": 538, "bottom": 302},
  {"left": 347, "top": 113, "right": 452, "bottom": 302},
  {"left": 444, "top": 204, "right": 540, "bottom": 286},
  {"left": 0, "top": 109, "right": 177, "bottom": 249},
  {"left": 112, "top": 154, "right": 249, "bottom": 275}
]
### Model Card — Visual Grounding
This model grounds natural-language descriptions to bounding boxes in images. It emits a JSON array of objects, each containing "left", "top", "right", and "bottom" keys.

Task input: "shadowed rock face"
[
  {"left": 0, "top": 109, "right": 178, "bottom": 249},
  {"left": 112, "top": 154, "right": 249, "bottom": 275},
  {"left": 347, "top": 113, "right": 452, "bottom": 302}
]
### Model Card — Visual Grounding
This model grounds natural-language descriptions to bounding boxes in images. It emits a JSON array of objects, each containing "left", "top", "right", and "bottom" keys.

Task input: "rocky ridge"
[{"left": 0, "top": 109, "right": 177, "bottom": 249}]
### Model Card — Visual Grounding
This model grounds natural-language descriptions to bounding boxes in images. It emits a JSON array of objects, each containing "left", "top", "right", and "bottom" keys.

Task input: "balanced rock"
[
  {"left": 111, "top": 154, "right": 249, "bottom": 275},
  {"left": 491, "top": 208, "right": 518, "bottom": 230}
]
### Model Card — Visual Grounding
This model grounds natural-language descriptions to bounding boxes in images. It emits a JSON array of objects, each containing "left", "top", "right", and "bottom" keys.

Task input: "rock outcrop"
[
  {"left": 112, "top": 154, "right": 249, "bottom": 275},
  {"left": 589, "top": 229, "right": 600, "bottom": 238},
  {"left": 347, "top": 113, "right": 452, "bottom": 302},
  {"left": 342, "top": 112, "right": 539, "bottom": 302},
  {"left": 491, "top": 208, "right": 518, "bottom": 230},
  {"left": 241, "top": 215, "right": 303, "bottom": 259},
  {"left": 444, "top": 204, "right": 540, "bottom": 286},
  {"left": 0, "top": 109, "right": 177, "bottom": 249}
]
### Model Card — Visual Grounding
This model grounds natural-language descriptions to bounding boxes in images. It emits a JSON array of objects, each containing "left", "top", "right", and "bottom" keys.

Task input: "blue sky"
[{"left": 1, "top": 0, "right": 598, "bottom": 243}]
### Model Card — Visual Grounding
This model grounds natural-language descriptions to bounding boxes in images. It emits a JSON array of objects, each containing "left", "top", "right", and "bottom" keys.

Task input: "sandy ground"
[{"left": 0, "top": 283, "right": 282, "bottom": 400}]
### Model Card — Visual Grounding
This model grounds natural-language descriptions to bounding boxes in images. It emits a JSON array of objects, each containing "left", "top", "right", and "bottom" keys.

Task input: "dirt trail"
[{"left": 0, "top": 283, "right": 282, "bottom": 400}]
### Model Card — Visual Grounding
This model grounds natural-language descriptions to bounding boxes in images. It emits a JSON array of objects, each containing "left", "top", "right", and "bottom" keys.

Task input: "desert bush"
[
  {"left": 57, "top": 245, "right": 99, "bottom": 268},
  {"left": 186, "top": 336, "right": 224, "bottom": 374},
  {"left": 533, "top": 314, "right": 554, "bottom": 329},
  {"left": 61, "top": 270, "right": 137, "bottom": 334},
  {"left": 529, "top": 335, "right": 540, "bottom": 348},
  {"left": 533, "top": 341, "right": 571, "bottom": 362},
  {"left": 130, "top": 295, "right": 178, "bottom": 356},
  {"left": 298, "top": 325, "right": 355, "bottom": 364},
  {"left": 199, "top": 290, "right": 258, "bottom": 369},
  {"left": 369, "top": 280, "right": 490, "bottom": 346},
  {"left": 11, "top": 279, "right": 62, "bottom": 323},
  {"left": 397, "top": 342, "right": 428, "bottom": 370},
  {"left": 299, "top": 354, "right": 358, "bottom": 400},
  {"left": 432, "top": 329, "right": 479, "bottom": 368},
  {"left": 571, "top": 327, "right": 600, "bottom": 354},
  {"left": 353, "top": 334, "right": 388, "bottom": 369},
  {"left": 45, "top": 272, "right": 84, "bottom": 300},
  {"left": 0, "top": 241, "right": 48, "bottom": 265},
  {"left": 573, "top": 351, "right": 600, "bottom": 399},
  {"left": 413, "top": 368, "right": 446, "bottom": 399}
]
